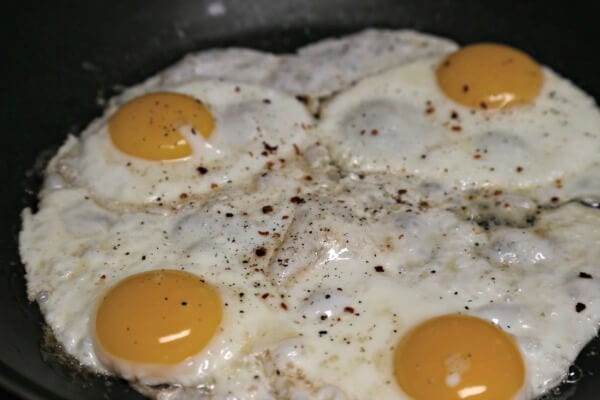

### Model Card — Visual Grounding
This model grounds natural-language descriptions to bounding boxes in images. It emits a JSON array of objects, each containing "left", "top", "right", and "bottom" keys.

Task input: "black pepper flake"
[
  {"left": 280, "top": 302, "right": 288, "bottom": 311},
  {"left": 575, "top": 303, "right": 586, "bottom": 313},
  {"left": 197, "top": 166, "right": 208, "bottom": 175},
  {"left": 255, "top": 247, "right": 267, "bottom": 257},
  {"left": 262, "top": 141, "right": 278, "bottom": 154},
  {"left": 344, "top": 306, "right": 355, "bottom": 314},
  {"left": 551, "top": 196, "right": 560, "bottom": 203},
  {"left": 480, "top": 101, "right": 488, "bottom": 110},
  {"left": 293, "top": 143, "right": 302, "bottom": 156},
  {"left": 181, "top": 301, "right": 188, "bottom": 306},
  {"left": 262, "top": 205, "right": 274, "bottom": 214},
  {"left": 261, "top": 293, "right": 270, "bottom": 299},
  {"left": 462, "top": 84, "right": 469, "bottom": 93},
  {"left": 225, "top": 212, "right": 234, "bottom": 218},
  {"left": 579, "top": 272, "right": 593, "bottom": 279},
  {"left": 290, "top": 196, "right": 305, "bottom": 204},
  {"left": 262, "top": 98, "right": 271, "bottom": 104},
  {"left": 516, "top": 166, "right": 523, "bottom": 173},
  {"left": 318, "top": 330, "right": 328, "bottom": 337},
  {"left": 295, "top": 95, "right": 309, "bottom": 104},
  {"left": 374, "top": 266, "right": 385, "bottom": 272}
]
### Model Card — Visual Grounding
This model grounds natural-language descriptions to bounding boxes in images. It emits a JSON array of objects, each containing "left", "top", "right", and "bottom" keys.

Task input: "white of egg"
[
  {"left": 50, "top": 79, "right": 313, "bottom": 208},
  {"left": 155, "top": 30, "right": 458, "bottom": 114},
  {"left": 317, "top": 56, "right": 600, "bottom": 195}
]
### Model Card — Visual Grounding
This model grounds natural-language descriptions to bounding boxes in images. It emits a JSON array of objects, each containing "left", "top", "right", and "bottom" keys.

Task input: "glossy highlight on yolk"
[
  {"left": 95, "top": 270, "right": 222, "bottom": 365},
  {"left": 436, "top": 43, "right": 543, "bottom": 109},
  {"left": 108, "top": 92, "right": 215, "bottom": 161},
  {"left": 394, "top": 314, "right": 525, "bottom": 400}
]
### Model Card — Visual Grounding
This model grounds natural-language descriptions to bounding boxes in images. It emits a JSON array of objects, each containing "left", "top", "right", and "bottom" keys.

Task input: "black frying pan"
[{"left": 2, "top": 1, "right": 599, "bottom": 399}]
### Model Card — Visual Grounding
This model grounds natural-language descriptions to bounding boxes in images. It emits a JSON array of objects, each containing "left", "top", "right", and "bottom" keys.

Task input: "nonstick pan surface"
[{"left": 2, "top": 1, "right": 599, "bottom": 399}]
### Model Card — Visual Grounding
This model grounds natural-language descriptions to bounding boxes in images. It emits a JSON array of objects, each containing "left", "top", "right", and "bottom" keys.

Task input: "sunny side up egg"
[
  {"left": 50, "top": 79, "right": 314, "bottom": 209},
  {"left": 20, "top": 171, "right": 312, "bottom": 393},
  {"left": 19, "top": 30, "right": 600, "bottom": 400},
  {"left": 256, "top": 177, "right": 600, "bottom": 400},
  {"left": 318, "top": 43, "right": 600, "bottom": 198}
]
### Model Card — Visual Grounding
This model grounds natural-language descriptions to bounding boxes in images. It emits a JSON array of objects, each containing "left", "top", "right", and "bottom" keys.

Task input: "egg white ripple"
[
  {"left": 317, "top": 56, "right": 600, "bottom": 198},
  {"left": 154, "top": 29, "right": 458, "bottom": 109},
  {"left": 50, "top": 79, "right": 314, "bottom": 209}
]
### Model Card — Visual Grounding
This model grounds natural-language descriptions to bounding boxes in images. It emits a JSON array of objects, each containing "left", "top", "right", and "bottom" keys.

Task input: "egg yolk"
[
  {"left": 95, "top": 270, "right": 222, "bottom": 365},
  {"left": 394, "top": 314, "right": 525, "bottom": 400},
  {"left": 108, "top": 92, "right": 215, "bottom": 161},
  {"left": 436, "top": 43, "right": 543, "bottom": 109}
]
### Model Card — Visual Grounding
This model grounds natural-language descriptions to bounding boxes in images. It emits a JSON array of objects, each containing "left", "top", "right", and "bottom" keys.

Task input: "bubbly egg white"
[{"left": 19, "top": 29, "right": 600, "bottom": 400}]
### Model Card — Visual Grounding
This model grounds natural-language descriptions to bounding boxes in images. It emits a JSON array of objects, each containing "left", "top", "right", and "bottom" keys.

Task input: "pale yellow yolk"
[
  {"left": 95, "top": 270, "right": 222, "bottom": 365},
  {"left": 436, "top": 43, "right": 543, "bottom": 109},
  {"left": 108, "top": 92, "right": 215, "bottom": 160},
  {"left": 394, "top": 314, "right": 525, "bottom": 400}
]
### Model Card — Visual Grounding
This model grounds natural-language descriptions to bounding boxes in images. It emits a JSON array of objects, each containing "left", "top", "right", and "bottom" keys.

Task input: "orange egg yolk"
[
  {"left": 394, "top": 314, "right": 525, "bottom": 400},
  {"left": 108, "top": 92, "right": 215, "bottom": 161},
  {"left": 95, "top": 270, "right": 222, "bottom": 365},
  {"left": 436, "top": 43, "right": 543, "bottom": 109}
]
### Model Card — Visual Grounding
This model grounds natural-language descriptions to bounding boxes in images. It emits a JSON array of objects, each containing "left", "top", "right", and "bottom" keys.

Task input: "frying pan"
[{"left": 2, "top": 0, "right": 599, "bottom": 399}]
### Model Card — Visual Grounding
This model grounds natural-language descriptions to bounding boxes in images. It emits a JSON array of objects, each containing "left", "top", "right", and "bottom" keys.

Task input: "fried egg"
[
  {"left": 258, "top": 190, "right": 600, "bottom": 399},
  {"left": 19, "top": 29, "right": 600, "bottom": 400},
  {"left": 318, "top": 43, "right": 600, "bottom": 198},
  {"left": 20, "top": 172, "right": 309, "bottom": 393},
  {"left": 50, "top": 80, "right": 313, "bottom": 208}
]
